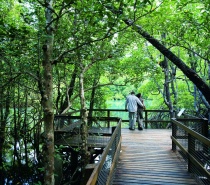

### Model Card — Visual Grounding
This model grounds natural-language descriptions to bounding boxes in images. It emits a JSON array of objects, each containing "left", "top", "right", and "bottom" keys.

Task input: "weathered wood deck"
[{"left": 113, "top": 129, "right": 198, "bottom": 185}]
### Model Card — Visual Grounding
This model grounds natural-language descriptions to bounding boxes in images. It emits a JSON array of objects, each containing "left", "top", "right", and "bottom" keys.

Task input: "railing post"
[
  {"left": 188, "top": 134, "right": 194, "bottom": 173},
  {"left": 112, "top": 126, "right": 116, "bottom": 134},
  {"left": 107, "top": 110, "right": 110, "bottom": 128},
  {"left": 145, "top": 110, "right": 148, "bottom": 129},
  {"left": 172, "top": 119, "right": 176, "bottom": 151},
  {"left": 202, "top": 118, "right": 209, "bottom": 157},
  {"left": 202, "top": 118, "right": 208, "bottom": 138}
]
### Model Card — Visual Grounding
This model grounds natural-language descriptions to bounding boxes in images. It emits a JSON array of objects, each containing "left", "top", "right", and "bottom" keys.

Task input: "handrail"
[
  {"left": 180, "top": 113, "right": 201, "bottom": 119},
  {"left": 54, "top": 115, "right": 121, "bottom": 130},
  {"left": 171, "top": 118, "right": 210, "bottom": 184},
  {"left": 87, "top": 109, "right": 171, "bottom": 128},
  {"left": 86, "top": 118, "right": 122, "bottom": 185},
  {"left": 59, "top": 109, "right": 171, "bottom": 128},
  {"left": 171, "top": 118, "right": 209, "bottom": 147}
]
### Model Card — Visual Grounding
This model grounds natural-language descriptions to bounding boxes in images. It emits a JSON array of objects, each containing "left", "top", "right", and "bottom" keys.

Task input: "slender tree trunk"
[
  {"left": 163, "top": 58, "right": 174, "bottom": 117},
  {"left": 88, "top": 76, "right": 98, "bottom": 125},
  {"left": 161, "top": 32, "right": 174, "bottom": 118},
  {"left": 23, "top": 91, "right": 29, "bottom": 166},
  {"left": 59, "top": 66, "right": 78, "bottom": 114},
  {"left": 208, "top": 61, "right": 210, "bottom": 85},
  {"left": 13, "top": 95, "right": 21, "bottom": 168},
  {"left": 41, "top": 0, "right": 55, "bottom": 184},
  {"left": 79, "top": 72, "right": 90, "bottom": 184},
  {"left": 123, "top": 19, "right": 210, "bottom": 104},
  {"left": 170, "top": 64, "right": 178, "bottom": 107},
  {"left": 0, "top": 87, "right": 10, "bottom": 184},
  {"left": 79, "top": 70, "right": 90, "bottom": 183}
]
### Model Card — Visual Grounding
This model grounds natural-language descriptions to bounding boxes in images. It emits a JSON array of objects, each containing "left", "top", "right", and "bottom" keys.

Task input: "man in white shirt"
[{"left": 125, "top": 91, "right": 144, "bottom": 130}]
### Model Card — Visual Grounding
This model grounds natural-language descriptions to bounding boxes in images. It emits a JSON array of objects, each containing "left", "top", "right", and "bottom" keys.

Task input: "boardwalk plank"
[{"left": 112, "top": 129, "right": 198, "bottom": 185}]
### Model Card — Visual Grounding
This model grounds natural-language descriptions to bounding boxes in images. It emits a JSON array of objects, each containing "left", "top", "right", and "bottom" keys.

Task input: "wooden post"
[
  {"left": 202, "top": 118, "right": 209, "bottom": 157},
  {"left": 145, "top": 110, "right": 148, "bottom": 129},
  {"left": 71, "top": 150, "right": 79, "bottom": 181},
  {"left": 172, "top": 120, "right": 176, "bottom": 151},
  {"left": 107, "top": 110, "right": 110, "bottom": 128},
  {"left": 202, "top": 118, "right": 208, "bottom": 138},
  {"left": 188, "top": 134, "right": 194, "bottom": 173},
  {"left": 112, "top": 126, "right": 116, "bottom": 134},
  {"left": 81, "top": 164, "right": 97, "bottom": 185}
]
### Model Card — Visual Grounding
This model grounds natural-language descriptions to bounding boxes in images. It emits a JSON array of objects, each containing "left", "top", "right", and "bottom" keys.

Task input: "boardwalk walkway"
[{"left": 112, "top": 129, "right": 198, "bottom": 185}]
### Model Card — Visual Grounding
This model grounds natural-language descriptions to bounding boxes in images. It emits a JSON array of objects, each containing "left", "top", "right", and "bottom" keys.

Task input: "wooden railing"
[
  {"left": 144, "top": 109, "right": 171, "bottom": 128},
  {"left": 86, "top": 109, "right": 171, "bottom": 128},
  {"left": 86, "top": 118, "right": 122, "bottom": 185},
  {"left": 171, "top": 118, "right": 210, "bottom": 185}
]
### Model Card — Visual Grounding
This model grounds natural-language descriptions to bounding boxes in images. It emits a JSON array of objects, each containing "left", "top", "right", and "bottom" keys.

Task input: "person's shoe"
[{"left": 138, "top": 127, "right": 143, "bottom": 130}]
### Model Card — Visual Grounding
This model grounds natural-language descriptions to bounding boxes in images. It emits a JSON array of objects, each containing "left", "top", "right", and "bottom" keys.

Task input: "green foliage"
[{"left": 34, "top": 181, "right": 42, "bottom": 185}]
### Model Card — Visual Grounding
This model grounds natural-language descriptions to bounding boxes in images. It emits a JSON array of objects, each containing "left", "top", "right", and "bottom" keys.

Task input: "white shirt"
[{"left": 125, "top": 94, "right": 143, "bottom": 112}]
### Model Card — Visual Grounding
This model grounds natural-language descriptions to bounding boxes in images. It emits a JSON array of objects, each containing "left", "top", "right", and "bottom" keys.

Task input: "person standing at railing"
[
  {"left": 125, "top": 91, "right": 144, "bottom": 130},
  {"left": 136, "top": 93, "right": 146, "bottom": 130}
]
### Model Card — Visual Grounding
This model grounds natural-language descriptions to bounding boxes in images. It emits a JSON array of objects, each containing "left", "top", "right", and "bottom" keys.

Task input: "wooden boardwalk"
[{"left": 112, "top": 129, "right": 198, "bottom": 185}]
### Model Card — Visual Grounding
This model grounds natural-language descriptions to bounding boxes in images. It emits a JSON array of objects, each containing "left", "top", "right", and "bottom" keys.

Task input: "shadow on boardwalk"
[{"left": 112, "top": 129, "right": 198, "bottom": 185}]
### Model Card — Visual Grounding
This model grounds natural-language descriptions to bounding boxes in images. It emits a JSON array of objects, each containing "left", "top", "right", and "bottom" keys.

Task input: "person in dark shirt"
[{"left": 136, "top": 93, "right": 145, "bottom": 130}]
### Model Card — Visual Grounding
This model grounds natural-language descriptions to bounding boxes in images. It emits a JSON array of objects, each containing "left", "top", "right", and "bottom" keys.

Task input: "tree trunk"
[
  {"left": 163, "top": 58, "right": 174, "bottom": 117},
  {"left": 41, "top": 0, "right": 55, "bottom": 184},
  {"left": 59, "top": 65, "right": 78, "bottom": 114},
  {"left": 160, "top": 33, "right": 174, "bottom": 118},
  {"left": 123, "top": 19, "right": 210, "bottom": 104},
  {"left": 0, "top": 87, "right": 10, "bottom": 184},
  {"left": 170, "top": 63, "right": 178, "bottom": 107},
  {"left": 79, "top": 70, "right": 90, "bottom": 182},
  {"left": 88, "top": 76, "right": 98, "bottom": 125}
]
